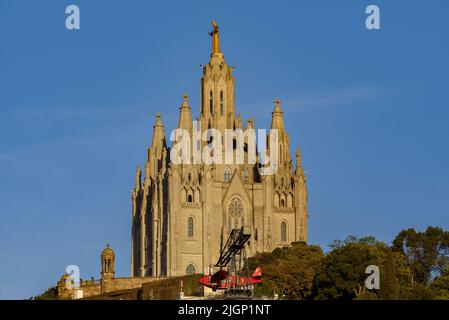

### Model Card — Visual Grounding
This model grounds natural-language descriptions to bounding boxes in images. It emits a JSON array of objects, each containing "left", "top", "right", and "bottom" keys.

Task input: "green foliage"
[
  {"left": 328, "top": 235, "right": 382, "bottom": 250},
  {"left": 430, "top": 268, "right": 449, "bottom": 299},
  {"left": 379, "top": 250, "right": 400, "bottom": 299},
  {"left": 392, "top": 226, "right": 449, "bottom": 285},
  {"left": 249, "top": 241, "right": 324, "bottom": 299},
  {"left": 312, "top": 242, "right": 386, "bottom": 300},
  {"left": 33, "top": 286, "right": 58, "bottom": 300},
  {"left": 247, "top": 227, "right": 449, "bottom": 300},
  {"left": 400, "top": 282, "right": 436, "bottom": 300},
  {"left": 355, "top": 291, "right": 378, "bottom": 300}
]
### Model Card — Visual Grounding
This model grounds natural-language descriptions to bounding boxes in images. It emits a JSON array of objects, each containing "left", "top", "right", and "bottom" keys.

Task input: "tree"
[
  {"left": 312, "top": 242, "right": 386, "bottom": 300},
  {"left": 249, "top": 242, "right": 324, "bottom": 299},
  {"left": 430, "top": 268, "right": 449, "bottom": 300},
  {"left": 391, "top": 251, "right": 414, "bottom": 298},
  {"left": 379, "top": 250, "right": 400, "bottom": 299},
  {"left": 245, "top": 227, "right": 449, "bottom": 300},
  {"left": 392, "top": 226, "right": 449, "bottom": 285},
  {"left": 328, "top": 235, "right": 381, "bottom": 250}
]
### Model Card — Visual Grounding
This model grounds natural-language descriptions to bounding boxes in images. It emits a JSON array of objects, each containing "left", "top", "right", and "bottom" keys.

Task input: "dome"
[
  {"left": 101, "top": 244, "right": 115, "bottom": 257},
  {"left": 58, "top": 273, "right": 71, "bottom": 287}
]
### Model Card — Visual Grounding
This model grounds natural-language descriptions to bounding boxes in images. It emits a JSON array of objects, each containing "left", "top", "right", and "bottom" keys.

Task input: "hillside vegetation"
[{"left": 249, "top": 226, "right": 449, "bottom": 300}]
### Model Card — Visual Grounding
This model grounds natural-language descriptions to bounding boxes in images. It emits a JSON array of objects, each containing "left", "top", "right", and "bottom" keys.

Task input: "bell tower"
[{"left": 101, "top": 244, "right": 115, "bottom": 280}]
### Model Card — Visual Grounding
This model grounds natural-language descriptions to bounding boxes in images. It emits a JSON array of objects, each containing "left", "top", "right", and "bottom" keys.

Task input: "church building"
[{"left": 131, "top": 22, "right": 308, "bottom": 278}]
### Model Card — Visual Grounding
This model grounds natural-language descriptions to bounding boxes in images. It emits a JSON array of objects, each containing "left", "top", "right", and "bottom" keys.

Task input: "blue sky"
[{"left": 0, "top": 0, "right": 448, "bottom": 299}]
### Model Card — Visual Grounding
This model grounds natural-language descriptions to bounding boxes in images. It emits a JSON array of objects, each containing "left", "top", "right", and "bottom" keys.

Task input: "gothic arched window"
[
  {"left": 224, "top": 167, "right": 232, "bottom": 182},
  {"left": 209, "top": 91, "right": 213, "bottom": 114},
  {"left": 220, "top": 90, "right": 224, "bottom": 115},
  {"left": 186, "top": 263, "right": 196, "bottom": 275},
  {"left": 187, "top": 194, "right": 193, "bottom": 203},
  {"left": 281, "top": 221, "right": 287, "bottom": 242},
  {"left": 280, "top": 193, "right": 286, "bottom": 207},
  {"left": 228, "top": 197, "right": 245, "bottom": 230},
  {"left": 187, "top": 217, "right": 194, "bottom": 237}
]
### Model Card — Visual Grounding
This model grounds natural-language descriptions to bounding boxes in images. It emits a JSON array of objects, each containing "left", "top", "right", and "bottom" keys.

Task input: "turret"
[
  {"left": 270, "top": 98, "right": 290, "bottom": 168},
  {"left": 151, "top": 112, "right": 165, "bottom": 149},
  {"left": 177, "top": 94, "right": 193, "bottom": 132},
  {"left": 270, "top": 98, "right": 285, "bottom": 133},
  {"left": 101, "top": 244, "right": 115, "bottom": 280},
  {"left": 146, "top": 113, "right": 168, "bottom": 180}
]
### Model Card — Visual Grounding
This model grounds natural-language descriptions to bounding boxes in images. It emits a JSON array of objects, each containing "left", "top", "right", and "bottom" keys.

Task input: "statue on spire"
[
  {"left": 155, "top": 112, "right": 162, "bottom": 127},
  {"left": 274, "top": 98, "right": 282, "bottom": 112},
  {"left": 209, "top": 21, "right": 221, "bottom": 54},
  {"left": 182, "top": 93, "right": 190, "bottom": 108}
]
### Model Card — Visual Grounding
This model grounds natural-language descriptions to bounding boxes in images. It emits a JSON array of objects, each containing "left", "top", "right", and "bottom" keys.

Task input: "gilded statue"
[{"left": 209, "top": 21, "right": 221, "bottom": 54}]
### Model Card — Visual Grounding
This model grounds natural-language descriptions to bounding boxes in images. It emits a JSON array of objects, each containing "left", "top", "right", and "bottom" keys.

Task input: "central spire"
[
  {"left": 209, "top": 21, "right": 221, "bottom": 55},
  {"left": 201, "top": 21, "right": 235, "bottom": 133}
]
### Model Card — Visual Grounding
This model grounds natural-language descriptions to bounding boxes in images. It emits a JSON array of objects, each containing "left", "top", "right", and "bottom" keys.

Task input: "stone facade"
[
  {"left": 131, "top": 23, "right": 308, "bottom": 278},
  {"left": 57, "top": 244, "right": 159, "bottom": 299}
]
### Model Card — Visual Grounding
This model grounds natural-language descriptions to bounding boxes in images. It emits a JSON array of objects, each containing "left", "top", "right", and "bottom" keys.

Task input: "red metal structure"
[{"left": 199, "top": 227, "right": 262, "bottom": 296}]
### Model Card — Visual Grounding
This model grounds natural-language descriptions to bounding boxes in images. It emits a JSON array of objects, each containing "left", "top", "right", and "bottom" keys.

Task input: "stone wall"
[
  {"left": 81, "top": 284, "right": 101, "bottom": 297},
  {"left": 78, "top": 274, "right": 202, "bottom": 300},
  {"left": 58, "top": 277, "right": 160, "bottom": 299},
  {"left": 102, "top": 277, "right": 160, "bottom": 293}
]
